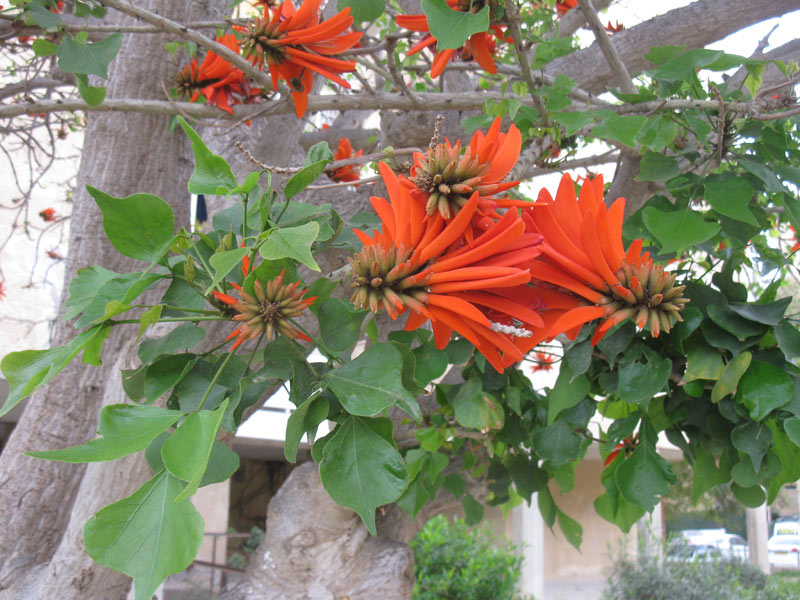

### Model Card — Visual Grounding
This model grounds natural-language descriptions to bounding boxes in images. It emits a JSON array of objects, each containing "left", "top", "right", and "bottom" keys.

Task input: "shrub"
[
  {"left": 411, "top": 514, "right": 530, "bottom": 600},
  {"left": 603, "top": 549, "right": 800, "bottom": 600}
]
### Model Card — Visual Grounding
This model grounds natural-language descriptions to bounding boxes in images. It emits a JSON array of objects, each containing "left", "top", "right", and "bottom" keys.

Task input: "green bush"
[
  {"left": 603, "top": 550, "right": 800, "bottom": 600},
  {"left": 410, "top": 514, "right": 530, "bottom": 600}
]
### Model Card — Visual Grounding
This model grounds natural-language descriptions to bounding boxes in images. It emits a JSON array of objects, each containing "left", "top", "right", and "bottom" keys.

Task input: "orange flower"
[
  {"left": 213, "top": 270, "right": 315, "bottom": 350},
  {"left": 396, "top": 3, "right": 509, "bottom": 79},
  {"left": 176, "top": 34, "right": 260, "bottom": 115},
  {"left": 240, "top": 0, "right": 361, "bottom": 118},
  {"left": 605, "top": 21, "right": 624, "bottom": 33},
  {"left": 523, "top": 174, "right": 688, "bottom": 344},
  {"left": 349, "top": 162, "right": 546, "bottom": 373},
  {"left": 328, "top": 137, "right": 363, "bottom": 183},
  {"left": 401, "top": 116, "right": 526, "bottom": 225},
  {"left": 529, "top": 351, "right": 555, "bottom": 372},
  {"left": 555, "top": 0, "right": 578, "bottom": 16},
  {"left": 39, "top": 208, "right": 57, "bottom": 222},
  {"left": 789, "top": 225, "right": 800, "bottom": 253},
  {"left": 0, "top": 281, "right": 5, "bottom": 302}
]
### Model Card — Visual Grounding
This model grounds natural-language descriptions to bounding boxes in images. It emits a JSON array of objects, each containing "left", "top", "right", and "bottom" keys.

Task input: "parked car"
[
  {"left": 679, "top": 530, "right": 749, "bottom": 561},
  {"left": 768, "top": 534, "right": 800, "bottom": 570},
  {"left": 773, "top": 520, "right": 800, "bottom": 538}
]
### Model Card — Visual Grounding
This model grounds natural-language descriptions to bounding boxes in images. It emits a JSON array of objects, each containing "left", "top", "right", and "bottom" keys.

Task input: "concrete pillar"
[
  {"left": 512, "top": 495, "right": 545, "bottom": 599},
  {"left": 746, "top": 503, "right": 770, "bottom": 573},
  {"left": 637, "top": 501, "right": 664, "bottom": 559}
]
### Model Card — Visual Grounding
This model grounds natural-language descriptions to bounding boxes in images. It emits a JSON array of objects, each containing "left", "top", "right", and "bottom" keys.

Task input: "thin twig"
[
  {"left": 577, "top": 0, "right": 636, "bottom": 94},
  {"left": 306, "top": 175, "right": 380, "bottom": 190},
  {"left": 101, "top": 0, "right": 271, "bottom": 90},
  {"left": 385, "top": 37, "right": 422, "bottom": 108},
  {"left": 503, "top": 0, "right": 549, "bottom": 123},
  {"left": 235, "top": 141, "right": 303, "bottom": 173}
]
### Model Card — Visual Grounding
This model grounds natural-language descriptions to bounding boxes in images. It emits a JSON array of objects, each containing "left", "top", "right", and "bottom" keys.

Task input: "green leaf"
[
  {"left": 137, "top": 305, "right": 163, "bottom": 341},
  {"left": 88, "top": 187, "right": 174, "bottom": 262},
  {"left": 176, "top": 117, "right": 237, "bottom": 195},
  {"left": 318, "top": 298, "right": 367, "bottom": 352},
  {"left": 731, "top": 422, "right": 772, "bottom": 472},
  {"left": 615, "top": 445, "right": 675, "bottom": 511},
  {"left": 637, "top": 151, "right": 680, "bottom": 182},
  {"left": 209, "top": 247, "right": 249, "bottom": 290},
  {"left": 27, "top": 404, "right": 182, "bottom": 463},
  {"left": 421, "top": 0, "right": 489, "bottom": 50},
  {"left": 731, "top": 482, "right": 766, "bottom": 508},
  {"left": 556, "top": 508, "right": 582, "bottom": 549},
  {"left": 417, "top": 427, "right": 444, "bottom": 452},
  {"left": 57, "top": 33, "right": 122, "bottom": 78},
  {"left": 0, "top": 326, "right": 104, "bottom": 417},
  {"left": 735, "top": 360, "right": 793, "bottom": 421},
  {"left": 595, "top": 457, "right": 646, "bottom": 532},
  {"left": 32, "top": 38, "right": 58, "bottom": 56},
  {"left": 547, "top": 364, "right": 590, "bottom": 425},
  {"left": 737, "top": 157, "right": 786, "bottom": 194},
  {"left": 642, "top": 207, "right": 720, "bottom": 254},
  {"left": 711, "top": 352, "right": 751, "bottom": 403},
  {"left": 461, "top": 493, "right": 484, "bottom": 525},
  {"left": 144, "top": 354, "right": 197, "bottom": 403},
  {"left": 452, "top": 379, "right": 504, "bottom": 431},
  {"left": 553, "top": 111, "right": 594, "bottom": 136},
  {"left": 691, "top": 446, "right": 731, "bottom": 504},
  {"left": 199, "top": 440, "right": 240, "bottom": 486},
  {"left": 259, "top": 222, "right": 321, "bottom": 271},
  {"left": 138, "top": 324, "right": 205, "bottom": 364},
  {"left": 74, "top": 72, "right": 106, "bottom": 106},
  {"left": 284, "top": 142, "right": 334, "bottom": 199},
  {"left": 23, "top": 3, "right": 63, "bottom": 28},
  {"left": 326, "top": 343, "right": 419, "bottom": 418},
  {"left": 412, "top": 342, "right": 449, "bottom": 387},
  {"left": 727, "top": 297, "right": 791, "bottom": 325},
  {"left": 683, "top": 342, "right": 724, "bottom": 382},
  {"left": 319, "top": 416, "right": 409, "bottom": 535},
  {"left": 83, "top": 470, "right": 204, "bottom": 600},
  {"left": 591, "top": 113, "right": 647, "bottom": 148},
  {"left": 776, "top": 320, "right": 800, "bottom": 359},
  {"left": 704, "top": 178, "right": 758, "bottom": 226},
  {"left": 617, "top": 351, "right": 671, "bottom": 409},
  {"left": 532, "top": 420, "right": 582, "bottom": 466},
  {"left": 636, "top": 116, "right": 678, "bottom": 152},
  {"left": 161, "top": 398, "right": 229, "bottom": 502},
  {"left": 338, "top": 0, "right": 384, "bottom": 22},
  {"left": 284, "top": 391, "right": 328, "bottom": 462}
]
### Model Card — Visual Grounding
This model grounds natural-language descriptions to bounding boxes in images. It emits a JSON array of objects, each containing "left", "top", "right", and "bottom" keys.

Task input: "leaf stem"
[{"left": 197, "top": 350, "right": 235, "bottom": 412}]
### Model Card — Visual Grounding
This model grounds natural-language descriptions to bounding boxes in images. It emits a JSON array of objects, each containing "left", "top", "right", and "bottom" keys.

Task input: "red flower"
[
  {"left": 240, "top": 0, "right": 362, "bottom": 118},
  {"left": 555, "top": 0, "right": 578, "bottom": 16},
  {"left": 0, "top": 281, "right": 5, "bottom": 301},
  {"left": 39, "top": 208, "right": 57, "bottom": 222},
  {"left": 46, "top": 248, "right": 63, "bottom": 260},
  {"left": 529, "top": 351, "right": 555, "bottom": 373},
  {"left": 328, "top": 137, "right": 363, "bottom": 183},
  {"left": 605, "top": 21, "right": 624, "bottom": 33},
  {"left": 523, "top": 175, "right": 689, "bottom": 344},
  {"left": 789, "top": 225, "right": 800, "bottom": 253},
  {"left": 401, "top": 116, "right": 526, "bottom": 225},
  {"left": 213, "top": 269, "right": 315, "bottom": 350},
  {"left": 349, "top": 162, "right": 547, "bottom": 373},
  {"left": 604, "top": 435, "right": 638, "bottom": 467},
  {"left": 396, "top": 4, "right": 509, "bottom": 79},
  {"left": 176, "top": 34, "right": 261, "bottom": 115},
  {"left": 50, "top": 1, "right": 64, "bottom": 13}
]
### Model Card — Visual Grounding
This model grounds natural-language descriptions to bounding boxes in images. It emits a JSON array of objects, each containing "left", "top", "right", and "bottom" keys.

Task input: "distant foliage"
[
  {"left": 603, "top": 551, "right": 800, "bottom": 600},
  {"left": 411, "top": 515, "right": 529, "bottom": 600}
]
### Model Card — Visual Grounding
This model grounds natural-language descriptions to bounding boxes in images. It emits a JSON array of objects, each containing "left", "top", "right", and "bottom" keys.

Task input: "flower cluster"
[
  {"left": 213, "top": 270, "right": 315, "bottom": 350},
  {"left": 240, "top": 0, "right": 361, "bottom": 117},
  {"left": 346, "top": 120, "right": 688, "bottom": 372},
  {"left": 176, "top": 0, "right": 361, "bottom": 119},
  {"left": 176, "top": 34, "right": 261, "bottom": 115},
  {"left": 396, "top": 1, "right": 509, "bottom": 78}
]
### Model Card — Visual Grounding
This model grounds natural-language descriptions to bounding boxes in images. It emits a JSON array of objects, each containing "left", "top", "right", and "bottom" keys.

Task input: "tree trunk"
[{"left": 0, "top": 2, "right": 225, "bottom": 598}]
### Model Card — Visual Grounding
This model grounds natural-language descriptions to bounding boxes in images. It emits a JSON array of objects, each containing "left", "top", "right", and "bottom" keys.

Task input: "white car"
[
  {"left": 768, "top": 535, "right": 800, "bottom": 570},
  {"left": 680, "top": 530, "right": 749, "bottom": 561}
]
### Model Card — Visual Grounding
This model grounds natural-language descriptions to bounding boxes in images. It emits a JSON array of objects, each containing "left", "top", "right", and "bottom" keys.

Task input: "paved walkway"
[{"left": 543, "top": 578, "right": 606, "bottom": 600}]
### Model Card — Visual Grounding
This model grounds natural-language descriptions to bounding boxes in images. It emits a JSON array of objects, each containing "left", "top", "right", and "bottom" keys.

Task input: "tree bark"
[{"left": 0, "top": 2, "right": 225, "bottom": 598}]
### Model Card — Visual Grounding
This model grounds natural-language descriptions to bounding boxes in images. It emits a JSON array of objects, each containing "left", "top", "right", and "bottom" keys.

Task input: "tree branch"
[
  {"left": 101, "top": 0, "right": 272, "bottom": 90},
  {"left": 577, "top": 0, "right": 636, "bottom": 94}
]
